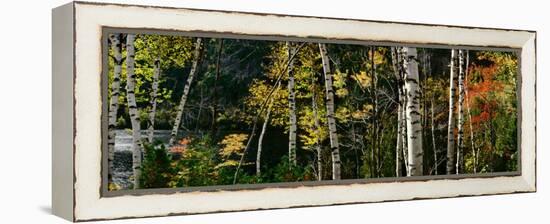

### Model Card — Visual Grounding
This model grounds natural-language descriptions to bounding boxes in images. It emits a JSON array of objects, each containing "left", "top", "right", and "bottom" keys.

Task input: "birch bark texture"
[
  {"left": 456, "top": 49, "right": 466, "bottom": 174},
  {"left": 446, "top": 49, "right": 457, "bottom": 174},
  {"left": 319, "top": 43, "right": 341, "bottom": 180},
  {"left": 311, "top": 73, "right": 323, "bottom": 180},
  {"left": 401, "top": 99, "right": 409, "bottom": 173},
  {"left": 107, "top": 33, "right": 122, "bottom": 183},
  {"left": 431, "top": 97, "right": 438, "bottom": 174},
  {"left": 391, "top": 47, "right": 404, "bottom": 177},
  {"left": 396, "top": 100, "right": 404, "bottom": 177},
  {"left": 125, "top": 34, "right": 143, "bottom": 189},
  {"left": 287, "top": 42, "right": 298, "bottom": 166},
  {"left": 256, "top": 84, "right": 277, "bottom": 176},
  {"left": 148, "top": 56, "right": 161, "bottom": 143},
  {"left": 169, "top": 38, "right": 203, "bottom": 146},
  {"left": 402, "top": 47, "right": 423, "bottom": 176},
  {"left": 391, "top": 47, "right": 408, "bottom": 177}
]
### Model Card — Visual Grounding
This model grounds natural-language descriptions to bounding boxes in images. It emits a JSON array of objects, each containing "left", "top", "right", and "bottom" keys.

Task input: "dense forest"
[{"left": 106, "top": 33, "right": 518, "bottom": 191}]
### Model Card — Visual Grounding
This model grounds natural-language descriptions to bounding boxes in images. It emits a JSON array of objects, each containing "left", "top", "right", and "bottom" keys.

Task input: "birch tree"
[
  {"left": 147, "top": 55, "right": 161, "bottom": 143},
  {"left": 169, "top": 38, "right": 203, "bottom": 146},
  {"left": 402, "top": 47, "right": 423, "bottom": 176},
  {"left": 456, "top": 50, "right": 466, "bottom": 174},
  {"left": 256, "top": 83, "right": 279, "bottom": 176},
  {"left": 126, "top": 34, "right": 143, "bottom": 189},
  {"left": 107, "top": 33, "right": 123, "bottom": 183},
  {"left": 396, "top": 98, "right": 404, "bottom": 177},
  {"left": 401, "top": 98, "right": 409, "bottom": 173},
  {"left": 391, "top": 47, "right": 407, "bottom": 177},
  {"left": 431, "top": 96, "right": 437, "bottom": 174},
  {"left": 446, "top": 49, "right": 457, "bottom": 174},
  {"left": 319, "top": 43, "right": 341, "bottom": 180},
  {"left": 233, "top": 43, "right": 306, "bottom": 184},
  {"left": 287, "top": 42, "right": 298, "bottom": 166},
  {"left": 256, "top": 101, "right": 273, "bottom": 176},
  {"left": 311, "top": 72, "right": 323, "bottom": 180}
]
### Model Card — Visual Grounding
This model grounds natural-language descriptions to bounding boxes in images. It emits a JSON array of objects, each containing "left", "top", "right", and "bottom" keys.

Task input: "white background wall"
[{"left": 0, "top": 0, "right": 546, "bottom": 223}]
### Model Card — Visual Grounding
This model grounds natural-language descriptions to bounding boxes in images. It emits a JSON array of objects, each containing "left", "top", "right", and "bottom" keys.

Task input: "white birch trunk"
[
  {"left": 287, "top": 42, "right": 298, "bottom": 166},
  {"left": 391, "top": 47, "right": 404, "bottom": 177},
  {"left": 402, "top": 47, "right": 423, "bottom": 176},
  {"left": 107, "top": 34, "right": 122, "bottom": 183},
  {"left": 456, "top": 50, "right": 465, "bottom": 174},
  {"left": 446, "top": 49, "right": 457, "bottom": 174},
  {"left": 431, "top": 97, "right": 438, "bottom": 175},
  {"left": 401, "top": 101, "right": 409, "bottom": 174},
  {"left": 319, "top": 43, "right": 341, "bottom": 180},
  {"left": 125, "top": 34, "right": 143, "bottom": 189},
  {"left": 396, "top": 104, "right": 403, "bottom": 177},
  {"left": 256, "top": 96, "right": 274, "bottom": 176},
  {"left": 401, "top": 98, "right": 409, "bottom": 173},
  {"left": 148, "top": 56, "right": 161, "bottom": 143},
  {"left": 169, "top": 38, "right": 203, "bottom": 146},
  {"left": 312, "top": 74, "right": 323, "bottom": 180}
]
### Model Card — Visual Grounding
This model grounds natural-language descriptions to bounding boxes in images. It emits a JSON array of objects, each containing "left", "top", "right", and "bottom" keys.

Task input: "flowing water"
[{"left": 112, "top": 130, "right": 171, "bottom": 189}]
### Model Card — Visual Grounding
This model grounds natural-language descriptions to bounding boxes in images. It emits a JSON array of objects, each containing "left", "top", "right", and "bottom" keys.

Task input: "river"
[{"left": 112, "top": 130, "right": 171, "bottom": 189}]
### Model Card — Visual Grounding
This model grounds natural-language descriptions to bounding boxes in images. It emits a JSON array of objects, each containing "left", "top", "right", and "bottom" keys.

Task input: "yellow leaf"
[
  {"left": 336, "top": 88, "right": 349, "bottom": 97},
  {"left": 352, "top": 71, "right": 371, "bottom": 89},
  {"left": 219, "top": 134, "right": 248, "bottom": 158}
]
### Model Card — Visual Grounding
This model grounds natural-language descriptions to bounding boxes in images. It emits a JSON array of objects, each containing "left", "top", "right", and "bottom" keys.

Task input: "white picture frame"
[{"left": 52, "top": 1, "right": 536, "bottom": 221}]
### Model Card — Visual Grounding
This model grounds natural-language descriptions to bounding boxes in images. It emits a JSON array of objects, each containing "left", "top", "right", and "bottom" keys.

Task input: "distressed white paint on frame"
[{"left": 71, "top": 2, "right": 536, "bottom": 221}]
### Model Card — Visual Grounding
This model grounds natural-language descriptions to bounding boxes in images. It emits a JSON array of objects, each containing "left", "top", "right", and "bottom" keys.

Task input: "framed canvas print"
[{"left": 52, "top": 1, "right": 536, "bottom": 222}]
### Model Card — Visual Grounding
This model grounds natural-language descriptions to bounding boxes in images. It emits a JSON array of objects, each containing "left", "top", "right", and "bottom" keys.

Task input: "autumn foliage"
[{"left": 108, "top": 33, "right": 519, "bottom": 189}]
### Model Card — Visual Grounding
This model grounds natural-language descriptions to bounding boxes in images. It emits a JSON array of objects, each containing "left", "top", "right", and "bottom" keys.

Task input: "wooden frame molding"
[{"left": 52, "top": 1, "right": 536, "bottom": 221}]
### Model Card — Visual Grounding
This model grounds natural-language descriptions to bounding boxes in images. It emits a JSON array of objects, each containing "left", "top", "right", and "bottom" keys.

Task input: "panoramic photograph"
[{"left": 105, "top": 32, "right": 519, "bottom": 191}]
